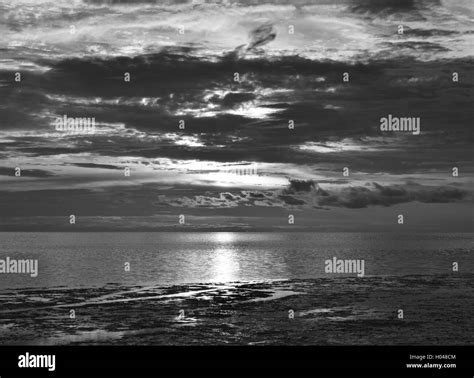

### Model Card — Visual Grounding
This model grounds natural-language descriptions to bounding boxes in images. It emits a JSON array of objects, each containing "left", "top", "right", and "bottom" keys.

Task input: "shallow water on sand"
[
  {"left": 0, "top": 232, "right": 472, "bottom": 345},
  {"left": 0, "top": 276, "right": 473, "bottom": 345}
]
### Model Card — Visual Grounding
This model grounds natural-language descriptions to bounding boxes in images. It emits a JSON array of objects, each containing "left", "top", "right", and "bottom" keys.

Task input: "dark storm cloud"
[
  {"left": 350, "top": 0, "right": 441, "bottom": 14},
  {"left": 0, "top": 85, "right": 52, "bottom": 130},
  {"left": 318, "top": 183, "right": 468, "bottom": 208},
  {"left": 284, "top": 179, "right": 316, "bottom": 193},
  {"left": 210, "top": 92, "right": 256, "bottom": 107},
  {"left": 4, "top": 49, "right": 469, "bottom": 174},
  {"left": 149, "top": 180, "right": 471, "bottom": 210},
  {"left": 39, "top": 49, "right": 377, "bottom": 98},
  {"left": 69, "top": 163, "right": 122, "bottom": 170}
]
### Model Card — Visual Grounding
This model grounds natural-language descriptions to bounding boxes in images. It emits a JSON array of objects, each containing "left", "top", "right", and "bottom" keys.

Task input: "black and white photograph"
[{"left": 0, "top": 0, "right": 473, "bottom": 376}]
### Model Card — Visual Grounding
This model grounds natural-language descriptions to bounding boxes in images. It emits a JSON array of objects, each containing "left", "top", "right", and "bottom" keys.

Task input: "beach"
[{"left": 0, "top": 232, "right": 472, "bottom": 345}]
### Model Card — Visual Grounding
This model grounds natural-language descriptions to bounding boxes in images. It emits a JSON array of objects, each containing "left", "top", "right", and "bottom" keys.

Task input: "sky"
[{"left": 0, "top": 0, "right": 473, "bottom": 231}]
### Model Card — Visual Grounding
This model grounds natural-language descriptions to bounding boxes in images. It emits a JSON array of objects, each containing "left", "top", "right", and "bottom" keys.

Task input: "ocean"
[{"left": 0, "top": 232, "right": 472, "bottom": 345}]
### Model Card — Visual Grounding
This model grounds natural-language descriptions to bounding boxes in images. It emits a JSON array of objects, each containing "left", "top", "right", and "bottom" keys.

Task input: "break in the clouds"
[{"left": 0, "top": 0, "right": 473, "bottom": 230}]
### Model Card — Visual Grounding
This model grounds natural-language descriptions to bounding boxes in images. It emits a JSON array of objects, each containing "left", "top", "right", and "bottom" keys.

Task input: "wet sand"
[{"left": 0, "top": 275, "right": 473, "bottom": 345}]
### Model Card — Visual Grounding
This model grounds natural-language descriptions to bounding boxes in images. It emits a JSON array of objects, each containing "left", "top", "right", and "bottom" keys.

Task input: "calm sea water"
[{"left": 1, "top": 232, "right": 472, "bottom": 290}]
